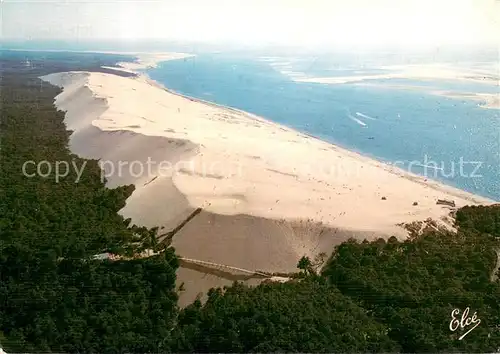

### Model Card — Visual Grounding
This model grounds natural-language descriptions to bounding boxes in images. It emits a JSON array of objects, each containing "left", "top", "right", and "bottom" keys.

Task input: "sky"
[{"left": 2, "top": 0, "right": 499, "bottom": 49}]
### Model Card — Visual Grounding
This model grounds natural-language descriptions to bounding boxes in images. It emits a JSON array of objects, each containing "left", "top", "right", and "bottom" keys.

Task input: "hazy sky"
[{"left": 3, "top": 0, "right": 499, "bottom": 48}]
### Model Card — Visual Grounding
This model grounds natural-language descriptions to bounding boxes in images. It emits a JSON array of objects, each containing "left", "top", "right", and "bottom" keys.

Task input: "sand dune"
[{"left": 41, "top": 62, "right": 492, "bottom": 305}]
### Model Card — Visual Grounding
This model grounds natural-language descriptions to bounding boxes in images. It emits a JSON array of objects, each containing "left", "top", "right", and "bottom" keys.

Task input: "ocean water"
[
  {"left": 145, "top": 53, "right": 500, "bottom": 201},
  {"left": 5, "top": 41, "right": 497, "bottom": 201}
]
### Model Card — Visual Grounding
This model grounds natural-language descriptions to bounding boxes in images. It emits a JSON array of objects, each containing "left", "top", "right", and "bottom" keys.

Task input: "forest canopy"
[{"left": 0, "top": 51, "right": 179, "bottom": 353}]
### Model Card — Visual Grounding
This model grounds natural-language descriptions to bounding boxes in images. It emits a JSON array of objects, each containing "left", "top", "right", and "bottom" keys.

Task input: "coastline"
[
  {"left": 294, "top": 63, "right": 500, "bottom": 110},
  {"left": 40, "top": 51, "right": 494, "bottom": 305},
  {"left": 351, "top": 82, "right": 500, "bottom": 110},
  {"left": 147, "top": 75, "right": 493, "bottom": 204},
  {"left": 129, "top": 54, "right": 494, "bottom": 205}
]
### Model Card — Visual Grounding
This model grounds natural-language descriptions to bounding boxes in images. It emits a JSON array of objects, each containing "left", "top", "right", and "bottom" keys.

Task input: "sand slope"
[{"left": 41, "top": 68, "right": 492, "bottom": 305}]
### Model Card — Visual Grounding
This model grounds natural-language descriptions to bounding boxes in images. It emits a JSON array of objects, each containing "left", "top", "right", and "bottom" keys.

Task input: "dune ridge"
[{"left": 41, "top": 55, "right": 492, "bottom": 305}]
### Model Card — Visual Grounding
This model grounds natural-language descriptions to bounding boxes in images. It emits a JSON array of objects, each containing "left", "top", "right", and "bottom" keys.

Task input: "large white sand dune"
[{"left": 42, "top": 68, "right": 492, "bottom": 305}]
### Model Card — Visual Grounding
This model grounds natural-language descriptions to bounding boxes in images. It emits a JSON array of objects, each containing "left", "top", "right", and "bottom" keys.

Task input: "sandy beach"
[
  {"left": 41, "top": 53, "right": 493, "bottom": 305},
  {"left": 296, "top": 63, "right": 500, "bottom": 109},
  {"left": 103, "top": 52, "right": 194, "bottom": 73}
]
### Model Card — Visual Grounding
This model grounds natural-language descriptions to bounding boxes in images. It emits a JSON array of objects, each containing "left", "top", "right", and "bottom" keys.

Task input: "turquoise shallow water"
[{"left": 145, "top": 54, "right": 500, "bottom": 201}]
